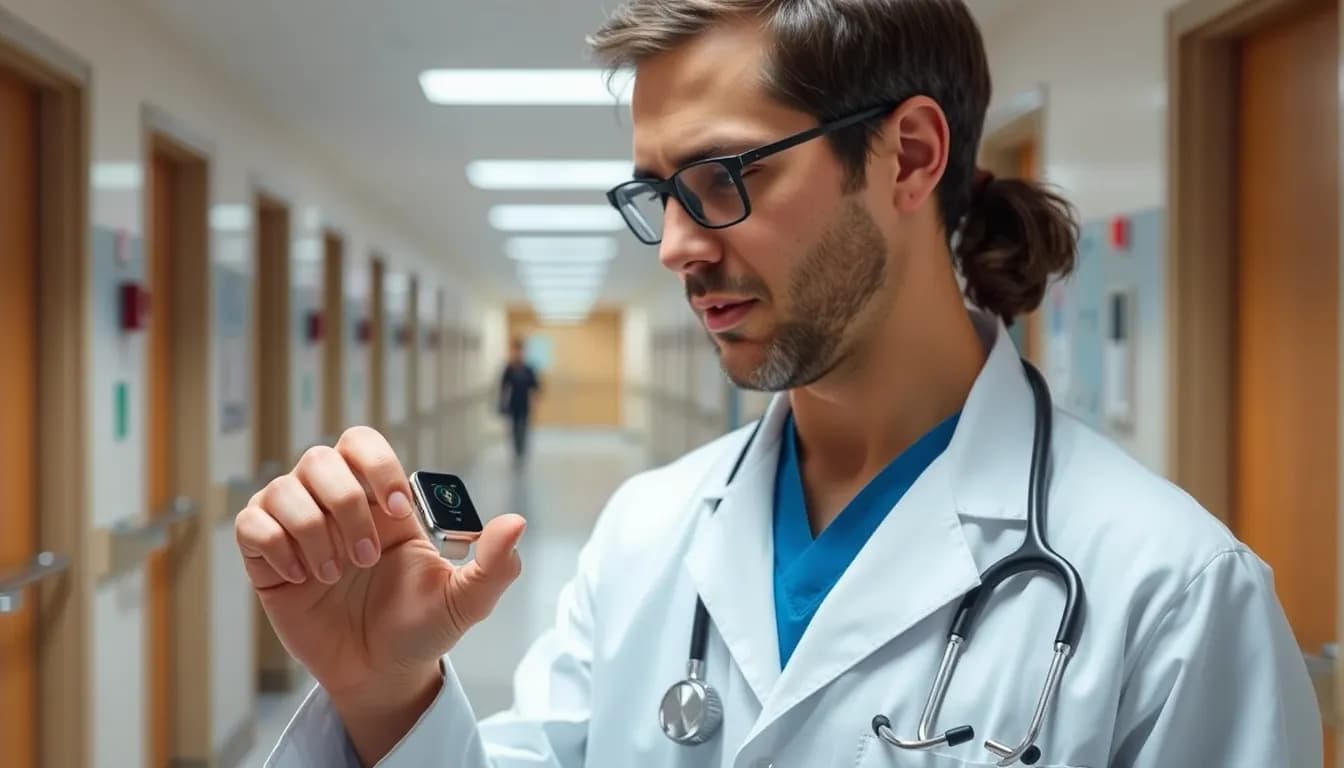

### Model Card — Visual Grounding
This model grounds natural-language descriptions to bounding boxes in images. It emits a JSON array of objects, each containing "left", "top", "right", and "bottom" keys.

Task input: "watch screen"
[{"left": 411, "top": 472, "right": 484, "bottom": 533}]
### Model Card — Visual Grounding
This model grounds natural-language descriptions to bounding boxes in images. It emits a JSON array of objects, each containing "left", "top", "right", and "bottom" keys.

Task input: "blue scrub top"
[{"left": 772, "top": 410, "right": 960, "bottom": 668}]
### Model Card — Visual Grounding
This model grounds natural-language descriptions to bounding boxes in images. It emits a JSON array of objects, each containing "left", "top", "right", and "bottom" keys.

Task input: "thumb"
[{"left": 446, "top": 514, "right": 526, "bottom": 630}]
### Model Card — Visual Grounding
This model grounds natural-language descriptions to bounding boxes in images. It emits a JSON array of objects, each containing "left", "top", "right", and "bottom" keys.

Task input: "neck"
[{"left": 787, "top": 248, "right": 987, "bottom": 532}]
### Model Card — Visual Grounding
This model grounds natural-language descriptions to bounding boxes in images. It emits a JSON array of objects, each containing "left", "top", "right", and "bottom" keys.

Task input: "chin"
[{"left": 712, "top": 338, "right": 772, "bottom": 391}]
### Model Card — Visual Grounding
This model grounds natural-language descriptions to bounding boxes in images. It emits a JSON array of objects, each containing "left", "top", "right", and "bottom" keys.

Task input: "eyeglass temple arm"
[{"left": 740, "top": 104, "right": 893, "bottom": 166}]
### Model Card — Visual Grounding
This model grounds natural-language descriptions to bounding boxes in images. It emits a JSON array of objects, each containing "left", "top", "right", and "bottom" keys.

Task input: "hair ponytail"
[{"left": 954, "top": 172, "right": 1080, "bottom": 325}]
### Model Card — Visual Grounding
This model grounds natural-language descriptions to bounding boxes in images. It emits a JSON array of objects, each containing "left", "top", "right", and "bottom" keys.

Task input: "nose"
[{"left": 658, "top": 197, "right": 722, "bottom": 274}]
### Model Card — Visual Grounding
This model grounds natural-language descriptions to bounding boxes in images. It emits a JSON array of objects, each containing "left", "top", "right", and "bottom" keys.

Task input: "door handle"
[
  {"left": 0, "top": 552, "right": 71, "bottom": 614},
  {"left": 1304, "top": 644, "right": 1340, "bottom": 728}
]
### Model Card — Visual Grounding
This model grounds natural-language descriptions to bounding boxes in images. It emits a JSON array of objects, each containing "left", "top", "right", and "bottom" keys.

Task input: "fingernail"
[
  {"left": 287, "top": 564, "right": 308, "bottom": 584},
  {"left": 354, "top": 538, "right": 378, "bottom": 566},
  {"left": 319, "top": 560, "right": 341, "bottom": 583},
  {"left": 388, "top": 491, "right": 412, "bottom": 519}
]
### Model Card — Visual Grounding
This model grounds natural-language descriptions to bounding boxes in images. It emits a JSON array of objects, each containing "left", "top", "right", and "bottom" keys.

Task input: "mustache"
[{"left": 684, "top": 269, "right": 768, "bottom": 302}]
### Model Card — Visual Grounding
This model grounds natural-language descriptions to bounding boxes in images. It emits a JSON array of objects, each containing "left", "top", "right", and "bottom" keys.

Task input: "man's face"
[{"left": 630, "top": 21, "right": 893, "bottom": 391}]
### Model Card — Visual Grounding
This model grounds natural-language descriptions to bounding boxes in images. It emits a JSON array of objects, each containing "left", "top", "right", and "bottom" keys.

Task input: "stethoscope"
[{"left": 658, "top": 360, "right": 1085, "bottom": 767}]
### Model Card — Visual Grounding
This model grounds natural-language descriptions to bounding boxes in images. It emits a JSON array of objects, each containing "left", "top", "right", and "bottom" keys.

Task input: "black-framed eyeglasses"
[{"left": 605, "top": 104, "right": 892, "bottom": 246}]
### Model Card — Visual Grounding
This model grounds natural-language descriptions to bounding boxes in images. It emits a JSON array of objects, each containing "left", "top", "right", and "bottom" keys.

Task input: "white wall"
[
  {"left": 0, "top": 0, "right": 486, "bottom": 763},
  {"left": 478, "top": 305, "right": 510, "bottom": 439},
  {"left": 620, "top": 306, "right": 651, "bottom": 435}
]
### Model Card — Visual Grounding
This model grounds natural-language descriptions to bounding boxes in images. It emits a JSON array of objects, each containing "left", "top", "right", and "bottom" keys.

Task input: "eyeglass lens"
[{"left": 614, "top": 161, "right": 749, "bottom": 243}]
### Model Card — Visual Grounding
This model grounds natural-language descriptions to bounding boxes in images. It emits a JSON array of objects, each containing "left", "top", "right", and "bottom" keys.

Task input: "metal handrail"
[
  {"left": 98, "top": 495, "right": 201, "bottom": 580},
  {"left": 0, "top": 552, "right": 71, "bottom": 614}
]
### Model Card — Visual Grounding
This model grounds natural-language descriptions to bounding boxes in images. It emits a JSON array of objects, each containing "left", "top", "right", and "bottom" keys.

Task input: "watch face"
[{"left": 410, "top": 472, "right": 484, "bottom": 533}]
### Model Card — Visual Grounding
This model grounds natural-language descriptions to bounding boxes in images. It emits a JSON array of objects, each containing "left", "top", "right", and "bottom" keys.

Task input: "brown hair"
[{"left": 589, "top": 0, "right": 1078, "bottom": 323}]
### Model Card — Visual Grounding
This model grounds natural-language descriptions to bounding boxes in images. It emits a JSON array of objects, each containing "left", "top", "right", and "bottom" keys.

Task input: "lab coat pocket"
[{"left": 854, "top": 733, "right": 1089, "bottom": 768}]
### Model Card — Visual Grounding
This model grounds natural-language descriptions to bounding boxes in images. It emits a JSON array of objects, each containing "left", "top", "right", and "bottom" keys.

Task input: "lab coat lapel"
[
  {"left": 683, "top": 395, "right": 792, "bottom": 707},
  {"left": 748, "top": 457, "right": 981, "bottom": 742},
  {"left": 745, "top": 310, "right": 1025, "bottom": 743}
]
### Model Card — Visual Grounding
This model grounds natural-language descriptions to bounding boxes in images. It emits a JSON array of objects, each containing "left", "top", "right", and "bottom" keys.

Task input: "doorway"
[
  {"left": 251, "top": 192, "right": 297, "bottom": 692},
  {"left": 369, "top": 256, "right": 387, "bottom": 432},
  {"left": 322, "top": 231, "right": 345, "bottom": 444},
  {"left": 144, "top": 128, "right": 210, "bottom": 767},
  {"left": 1170, "top": 0, "right": 1341, "bottom": 761},
  {"left": 0, "top": 29, "right": 90, "bottom": 768},
  {"left": 0, "top": 57, "right": 41, "bottom": 768},
  {"left": 402, "top": 275, "right": 421, "bottom": 469}
]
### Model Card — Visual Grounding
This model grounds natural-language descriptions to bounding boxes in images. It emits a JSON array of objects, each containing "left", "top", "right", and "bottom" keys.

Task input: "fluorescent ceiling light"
[
  {"left": 520, "top": 273, "right": 605, "bottom": 288},
  {"left": 531, "top": 295, "right": 597, "bottom": 307},
  {"left": 518, "top": 266, "right": 609, "bottom": 283},
  {"left": 505, "top": 236, "right": 619, "bottom": 262},
  {"left": 492, "top": 206, "right": 625, "bottom": 234},
  {"left": 93, "top": 163, "right": 143, "bottom": 191},
  {"left": 467, "top": 160, "right": 632, "bottom": 190},
  {"left": 419, "top": 69, "right": 634, "bottom": 106},
  {"left": 210, "top": 204, "right": 252, "bottom": 233}
]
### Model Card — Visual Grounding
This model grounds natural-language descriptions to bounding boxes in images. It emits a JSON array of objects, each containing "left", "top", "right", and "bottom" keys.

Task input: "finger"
[
  {"left": 263, "top": 474, "right": 343, "bottom": 584},
  {"left": 296, "top": 445, "right": 380, "bottom": 568},
  {"left": 336, "top": 426, "right": 416, "bottom": 527},
  {"left": 235, "top": 505, "right": 308, "bottom": 586},
  {"left": 449, "top": 514, "right": 526, "bottom": 627}
]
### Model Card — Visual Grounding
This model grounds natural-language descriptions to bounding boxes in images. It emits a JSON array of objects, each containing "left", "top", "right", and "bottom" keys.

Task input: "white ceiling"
[{"left": 133, "top": 0, "right": 1011, "bottom": 307}]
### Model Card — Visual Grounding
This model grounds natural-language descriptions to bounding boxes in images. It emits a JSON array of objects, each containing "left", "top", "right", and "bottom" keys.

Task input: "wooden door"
[
  {"left": 0, "top": 62, "right": 38, "bottom": 768},
  {"left": 1236, "top": 5, "right": 1339, "bottom": 763},
  {"left": 322, "top": 233, "right": 345, "bottom": 441},
  {"left": 146, "top": 150, "right": 178, "bottom": 768},
  {"left": 252, "top": 197, "right": 295, "bottom": 690},
  {"left": 370, "top": 258, "right": 386, "bottom": 432}
]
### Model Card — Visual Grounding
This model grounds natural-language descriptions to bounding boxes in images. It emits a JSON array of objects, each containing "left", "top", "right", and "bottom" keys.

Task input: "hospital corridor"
[{"left": 2, "top": 0, "right": 1344, "bottom": 766}]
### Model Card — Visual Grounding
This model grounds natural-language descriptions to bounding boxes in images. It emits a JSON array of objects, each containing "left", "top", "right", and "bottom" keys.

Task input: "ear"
[{"left": 872, "top": 96, "right": 950, "bottom": 214}]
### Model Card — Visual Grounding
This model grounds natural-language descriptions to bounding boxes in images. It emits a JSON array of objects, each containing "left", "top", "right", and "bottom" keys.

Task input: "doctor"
[{"left": 239, "top": 1, "right": 1323, "bottom": 766}]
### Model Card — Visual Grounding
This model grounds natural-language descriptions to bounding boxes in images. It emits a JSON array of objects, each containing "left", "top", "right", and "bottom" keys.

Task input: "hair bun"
[{"left": 955, "top": 178, "right": 1080, "bottom": 324}]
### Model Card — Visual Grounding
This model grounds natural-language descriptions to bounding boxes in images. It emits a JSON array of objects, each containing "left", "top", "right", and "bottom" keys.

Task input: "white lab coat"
[{"left": 266, "top": 310, "right": 1322, "bottom": 768}]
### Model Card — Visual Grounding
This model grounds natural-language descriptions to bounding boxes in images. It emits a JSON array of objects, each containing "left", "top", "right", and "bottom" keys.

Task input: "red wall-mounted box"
[
  {"left": 119, "top": 282, "right": 151, "bottom": 332},
  {"left": 306, "top": 311, "right": 324, "bottom": 344}
]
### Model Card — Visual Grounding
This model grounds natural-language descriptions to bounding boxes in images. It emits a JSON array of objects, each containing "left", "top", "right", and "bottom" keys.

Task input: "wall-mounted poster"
[{"left": 216, "top": 264, "right": 250, "bottom": 434}]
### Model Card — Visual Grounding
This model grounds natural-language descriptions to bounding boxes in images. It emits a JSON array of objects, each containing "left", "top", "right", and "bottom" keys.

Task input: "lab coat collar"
[
  {"left": 685, "top": 306, "right": 1040, "bottom": 746},
  {"left": 696, "top": 308, "right": 1037, "bottom": 521},
  {"left": 941, "top": 308, "right": 1038, "bottom": 522},
  {"left": 683, "top": 393, "right": 792, "bottom": 706}
]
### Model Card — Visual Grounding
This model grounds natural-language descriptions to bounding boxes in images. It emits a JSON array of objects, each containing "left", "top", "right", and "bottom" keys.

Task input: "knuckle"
[
  {"left": 365, "top": 451, "right": 399, "bottom": 479},
  {"left": 330, "top": 484, "right": 365, "bottom": 514},
  {"left": 298, "top": 444, "right": 336, "bottom": 472},
  {"left": 338, "top": 425, "right": 379, "bottom": 451}
]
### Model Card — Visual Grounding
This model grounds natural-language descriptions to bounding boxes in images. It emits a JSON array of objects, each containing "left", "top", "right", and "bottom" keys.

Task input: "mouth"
[{"left": 701, "top": 299, "right": 758, "bottom": 334}]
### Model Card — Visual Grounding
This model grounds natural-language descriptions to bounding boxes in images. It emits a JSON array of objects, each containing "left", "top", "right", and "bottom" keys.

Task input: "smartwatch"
[{"left": 408, "top": 471, "right": 484, "bottom": 560}]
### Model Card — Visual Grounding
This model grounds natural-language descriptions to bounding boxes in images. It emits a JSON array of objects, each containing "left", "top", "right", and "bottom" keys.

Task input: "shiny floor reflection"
[{"left": 244, "top": 427, "right": 651, "bottom": 765}]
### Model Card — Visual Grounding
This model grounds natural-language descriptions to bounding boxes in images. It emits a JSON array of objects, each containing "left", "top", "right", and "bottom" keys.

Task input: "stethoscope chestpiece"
[{"left": 658, "top": 661, "right": 724, "bottom": 745}]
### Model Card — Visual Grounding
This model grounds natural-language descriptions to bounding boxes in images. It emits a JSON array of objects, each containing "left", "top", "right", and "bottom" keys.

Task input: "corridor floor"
[{"left": 243, "top": 426, "right": 652, "bottom": 765}]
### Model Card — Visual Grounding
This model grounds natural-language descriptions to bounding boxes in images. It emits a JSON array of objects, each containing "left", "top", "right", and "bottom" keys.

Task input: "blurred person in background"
[{"left": 498, "top": 336, "right": 540, "bottom": 463}]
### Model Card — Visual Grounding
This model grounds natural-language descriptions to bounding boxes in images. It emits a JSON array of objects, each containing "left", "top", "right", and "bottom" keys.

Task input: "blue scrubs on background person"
[{"left": 773, "top": 411, "right": 961, "bottom": 666}]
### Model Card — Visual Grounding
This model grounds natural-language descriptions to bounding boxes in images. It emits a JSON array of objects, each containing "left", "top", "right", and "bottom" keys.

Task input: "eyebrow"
[{"left": 632, "top": 141, "right": 761, "bottom": 181}]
